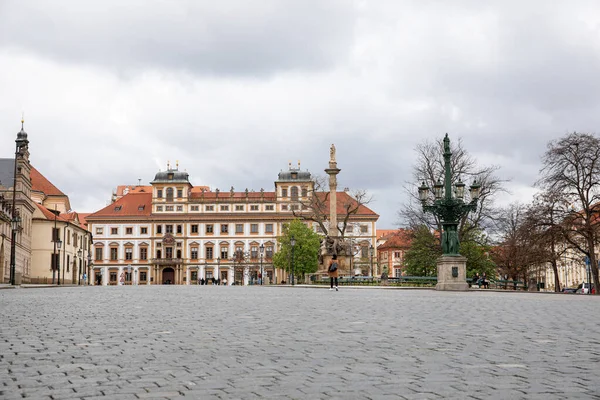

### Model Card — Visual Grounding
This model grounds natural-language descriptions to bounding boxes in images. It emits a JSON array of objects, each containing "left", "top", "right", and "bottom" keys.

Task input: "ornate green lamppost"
[{"left": 418, "top": 133, "right": 481, "bottom": 290}]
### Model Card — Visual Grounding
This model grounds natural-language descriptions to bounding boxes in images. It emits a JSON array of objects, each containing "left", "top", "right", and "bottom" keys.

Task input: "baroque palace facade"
[{"left": 86, "top": 163, "right": 379, "bottom": 286}]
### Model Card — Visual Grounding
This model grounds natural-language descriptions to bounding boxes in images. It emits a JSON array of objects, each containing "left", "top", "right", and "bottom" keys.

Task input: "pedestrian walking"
[{"left": 328, "top": 254, "right": 339, "bottom": 291}]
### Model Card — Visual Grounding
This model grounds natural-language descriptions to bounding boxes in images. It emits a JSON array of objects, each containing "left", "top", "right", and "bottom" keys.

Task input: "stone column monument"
[{"left": 319, "top": 144, "right": 351, "bottom": 276}]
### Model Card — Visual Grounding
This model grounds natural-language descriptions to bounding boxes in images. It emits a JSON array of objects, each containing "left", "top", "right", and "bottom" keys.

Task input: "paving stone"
[{"left": 1, "top": 286, "right": 599, "bottom": 399}]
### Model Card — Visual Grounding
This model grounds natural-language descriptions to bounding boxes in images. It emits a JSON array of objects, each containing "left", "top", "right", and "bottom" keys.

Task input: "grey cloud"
[{"left": 0, "top": 0, "right": 355, "bottom": 77}]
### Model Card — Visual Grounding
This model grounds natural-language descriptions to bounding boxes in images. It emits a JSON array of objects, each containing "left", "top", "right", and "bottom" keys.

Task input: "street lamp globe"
[
  {"left": 418, "top": 181, "right": 429, "bottom": 202},
  {"left": 454, "top": 178, "right": 466, "bottom": 199},
  {"left": 56, "top": 238, "right": 62, "bottom": 250},
  {"left": 11, "top": 215, "right": 21, "bottom": 230},
  {"left": 290, "top": 236, "right": 296, "bottom": 247},
  {"left": 433, "top": 179, "right": 444, "bottom": 200},
  {"left": 469, "top": 180, "right": 481, "bottom": 200}
]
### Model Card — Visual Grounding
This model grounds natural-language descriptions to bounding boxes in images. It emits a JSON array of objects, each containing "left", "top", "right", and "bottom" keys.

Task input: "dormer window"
[
  {"left": 168, "top": 173, "right": 174, "bottom": 180},
  {"left": 291, "top": 172, "right": 298, "bottom": 179},
  {"left": 114, "top": 206, "right": 122, "bottom": 211},
  {"left": 138, "top": 205, "right": 145, "bottom": 211}
]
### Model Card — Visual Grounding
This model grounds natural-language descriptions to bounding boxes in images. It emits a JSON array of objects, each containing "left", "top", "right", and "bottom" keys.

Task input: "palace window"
[
  {"left": 140, "top": 248, "right": 148, "bottom": 260},
  {"left": 265, "top": 205, "right": 274, "bottom": 211},
  {"left": 166, "top": 247, "right": 173, "bottom": 258},
  {"left": 177, "top": 225, "right": 182, "bottom": 234},
  {"left": 166, "top": 188, "right": 174, "bottom": 201},
  {"left": 281, "top": 205, "right": 288, "bottom": 211},
  {"left": 125, "top": 248, "right": 133, "bottom": 260},
  {"left": 360, "top": 225, "right": 368, "bottom": 233},
  {"left": 95, "top": 247, "right": 103, "bottom": 261},
  {"left": 221, "top": 224, "right": 228, "bottom": 234},
  {"left": 206, "top": 247, "right": 213, "bottom": 259},
  {"left": 220, "top": 205, "right": 229, "bottom": 211},
  {"left": 250, "top": 205, "right": 259, "bottom": 211},
  {"left": 265, "top": 224, "right": 273, "bottom": 233},
  {"left": 266, "top": 246, "right": 274, "bottom": 259},
  {"left": 291, "top": 204, "right": 299, "bottom": 211},
  {"left": 291, "top": 187, "right": 299, "bottom": 200},
  {"left": 157, "top": 189, "right": 163, "bottom": 198},
  {"left": 166, "top": 225, "right": 173, "bottom": 234},
  {"left": 126, "top": 227, "right": 133, "bottom": 235},
  {"left": 140, "top": 272, "right": 147, "bottom": 281},
  {"left": 191, "top": 248, "right": 198, "bottom": 260},
  {"left": 111, "top": 228, "right": 117, "bottom": 235},
  {"left": 95, "top": 227, "right": 103, "bottom": 235},
  {"left": 205, "top": 205, "right": 214, "bottom": 211},
  {"left": 110, "top": 272, "right": 117, "bottom": 282},
  {"left": 141, "top": 227, "right": 148, "bottom": 234},
  {"left": 235, "top": 224, "right": 244, "bottom": 234},
  {"left": 191, "top": 224, "right": 198, "bottom": 234},
  {"left": 165, "top": 205, "right": 174, "bottom": 212},
  {"left": 301, "top": 187, "right": 307, "bottom": 197},
  {"left": 177, "top": 249, "right": 182, "bottom": 259},
  {"left": 110, "top": 248, "right": 118, "bottom": 261},
  {"left": 191, "top": 205, "right": 199, "bottom": 211},
  {"left": 176, "top": 205, "right": 183, "bottom": 212},
  {"left": 177, "top": 189, "right": 183, "bottom": 198},
  {"left": 282, "top": 188, "right": 288, "bottom": 197},
  {"left": 156, "top": 206, "right": 163, "bottom": 212},
  {"left": 156, "top": 250, "right": 162, "bottom": 259},
  {"left": 251, "top": 246, "right": 258, "bottom": 259},
  {"left": 206, "top": 224, "right": 214, "bottom": 234},
  {"left": 235, "top": 205, "right": 244, "bottom": 211},
  {"left": 251, "top": 224, "right": 259, "bottom": 233},
  {"left": 221, "top": 248, "right": 228, "bottom": 259},
  {"left": 156, "top": 225, "right": 162, "bottom": 234}
]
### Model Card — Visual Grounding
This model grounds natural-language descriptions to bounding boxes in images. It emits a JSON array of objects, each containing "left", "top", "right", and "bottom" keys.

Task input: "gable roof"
[
  {"left": 87, "top": 192, "right": 153, "bottom": 219},
  {"left": 30, "top": 166, "right": 65, "bottom": 196},
  {"left": 316, "top": 191, "right": 379, "bottom": 217},
  {"left": 34, "top": 203, "right": 70, "bottom": 223}
]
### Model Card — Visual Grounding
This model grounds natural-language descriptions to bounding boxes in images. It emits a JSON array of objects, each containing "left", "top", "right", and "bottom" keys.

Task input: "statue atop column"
[{"left": 329, "top": 144, "right": 336, "bottom": 163}]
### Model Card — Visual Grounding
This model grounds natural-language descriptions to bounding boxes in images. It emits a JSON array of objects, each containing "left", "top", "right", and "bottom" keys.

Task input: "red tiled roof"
[
  {"left": 376, "top": 229, "right": 399, "bottom": 239},
  {"left": 87, "top": 192, "right": 153, "bottom": 218},
  {"left": 316, "top": 191, "right": 378, "bottom": 217},
  {"left": 189, "top": 191, "right": 277, "bottom": 200},
  {"left": 378, "top": 229, "right": 412, "bottom": 250},
  {"left": 115, "top": 185, "right": 152, "bottom": 196},
  {"left": 78, "top": 213, "right": 91, "bottom": 227},
  {"left": 35, "top": 203, "right": 70, "bottom": 222},
  {"left": 30, "top": 166, "right": 65, "bottom": 196}
]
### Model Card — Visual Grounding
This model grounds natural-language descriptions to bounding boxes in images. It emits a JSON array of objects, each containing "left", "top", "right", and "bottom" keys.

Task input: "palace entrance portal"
[{"left": 162, "top": 267, "right": 174, "bottom": 284}]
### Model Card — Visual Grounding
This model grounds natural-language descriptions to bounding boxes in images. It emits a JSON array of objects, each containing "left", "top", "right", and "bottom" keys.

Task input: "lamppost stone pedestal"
[{"left": 436, "top": 255, "right": 469, "bottom": 291}]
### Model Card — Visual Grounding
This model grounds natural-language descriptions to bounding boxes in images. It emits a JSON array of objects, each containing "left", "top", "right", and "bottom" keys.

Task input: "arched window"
[
  {"left": 291, "top": 186, "right": 299, "bottom": 201},
  {"left": 166, "top": 187, "right": 174, "bottom": 201}
]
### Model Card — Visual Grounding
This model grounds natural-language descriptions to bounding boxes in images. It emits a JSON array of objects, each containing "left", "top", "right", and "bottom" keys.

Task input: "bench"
[{"left": 492, "top": 280, "right": 527, "bottom": 290}]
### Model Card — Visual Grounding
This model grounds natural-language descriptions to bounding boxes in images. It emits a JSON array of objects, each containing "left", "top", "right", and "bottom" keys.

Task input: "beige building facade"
[{"left": 87, "top": 163, "right": 379, "bottom": 286}]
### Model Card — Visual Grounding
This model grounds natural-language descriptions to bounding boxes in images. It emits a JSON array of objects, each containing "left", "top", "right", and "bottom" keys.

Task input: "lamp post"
[
  {"left": 77, "top": 249, "right": 83, "bottom": 285},
  {"left": 87, "top": 253, "right": 92, "bottom": 286},
  {"left": 418, "top": 134, "right": 481, "bottom": 290},
  {"left": 217, "top": 256, "right": 220, "bottom": 284},
  {"left": 290, "top": 235, "right": 296, "bottom": 286},
  {"left": 56, "top": 239, "right": 63, "bottom": 285},
  {"left": 259, "top": 243, "right": 264, "bottom": 285},
  {"left": 9, "top": 215, "right": 21, "bottom": 285},
  {"left": 369, "top": 244, "right": 374, "bottom": 277}
]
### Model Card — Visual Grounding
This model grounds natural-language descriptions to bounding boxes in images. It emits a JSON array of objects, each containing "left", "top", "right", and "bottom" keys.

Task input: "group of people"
[
  {"left": 472, "top": 272, "right": 489, "bottom": 289},
  {"left": 198, "top": 277, "right": 227, "bottom": 285}
]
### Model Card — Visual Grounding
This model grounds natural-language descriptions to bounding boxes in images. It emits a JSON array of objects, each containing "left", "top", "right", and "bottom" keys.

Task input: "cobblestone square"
[{"left": 1, "top": 286, "right": 599, "bottom": 399}]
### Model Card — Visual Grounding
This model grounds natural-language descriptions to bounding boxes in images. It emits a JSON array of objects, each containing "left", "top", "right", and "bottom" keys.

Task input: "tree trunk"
[
  {"left": 551, "top": 260, "right": 561, "bottom": 292},
  {"left": 588, "top": 239, "right": 599, "bottom": 295}
]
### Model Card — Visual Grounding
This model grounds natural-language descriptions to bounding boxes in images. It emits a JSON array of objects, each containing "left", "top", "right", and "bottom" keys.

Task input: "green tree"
[
  {"left": 273, "top": 219, "right": 321, "bottom": 282},
  {"left": 460, "top": 229, "right": 497, "bottom": 279},
  {"left": 404, "top": 226, "right": 440, "bottom": 276}
]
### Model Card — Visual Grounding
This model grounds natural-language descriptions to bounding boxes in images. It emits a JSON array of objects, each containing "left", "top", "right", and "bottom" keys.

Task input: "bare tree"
[
  {"left": 291, "top": 175, "right": 372, "bottom": 239},
  {"left": 231, "top": 249, "right": 250, "bottom": 285},
  {"left": 537, "top": 132, "right": 600, "bottom": 294},
  {"left": 489, "top": 203, "right": 533, "bottom": 282},
  {"left": 398, "top": 136, "right": 509, "bottom": 242}
]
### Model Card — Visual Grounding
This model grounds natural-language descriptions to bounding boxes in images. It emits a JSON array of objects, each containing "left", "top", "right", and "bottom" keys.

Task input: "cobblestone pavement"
[{"left": 1, "top": 286, "right": 599, "bottom": 400}]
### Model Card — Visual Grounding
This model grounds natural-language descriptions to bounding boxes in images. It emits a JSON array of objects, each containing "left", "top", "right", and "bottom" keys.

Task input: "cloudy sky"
[{"left": 1, "top": 0, "right": 600, "bottom": 227}]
